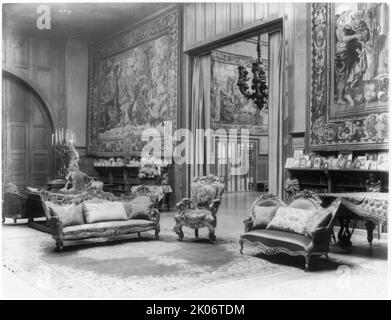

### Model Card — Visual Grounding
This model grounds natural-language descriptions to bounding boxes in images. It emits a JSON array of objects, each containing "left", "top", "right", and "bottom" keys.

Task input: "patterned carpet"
[{"left": 2, "top": 225, "right": 292, "bottom": 299}]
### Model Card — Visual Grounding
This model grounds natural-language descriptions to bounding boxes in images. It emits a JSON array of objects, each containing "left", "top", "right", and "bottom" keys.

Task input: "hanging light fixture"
[{"left": 237, "top": 35, "right": 268, "bottom": 111}]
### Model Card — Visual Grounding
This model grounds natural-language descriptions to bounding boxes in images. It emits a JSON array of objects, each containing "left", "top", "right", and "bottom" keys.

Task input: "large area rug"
[{"left": 2, "top": 225, "right": 292, "bottom": 299}]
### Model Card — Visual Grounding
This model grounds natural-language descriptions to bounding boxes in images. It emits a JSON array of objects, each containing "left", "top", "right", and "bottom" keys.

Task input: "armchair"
[
  {"left": 174, "top": 175, "right": 225, "bottom": 243},
  {"left": 239, "top": 191, "right": 342, "bottom": 271}
]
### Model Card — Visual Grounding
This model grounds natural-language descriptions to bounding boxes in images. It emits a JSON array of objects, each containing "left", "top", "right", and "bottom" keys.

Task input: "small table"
[{"left": 319, "top": 192, "right": 388, "bottom": 247}]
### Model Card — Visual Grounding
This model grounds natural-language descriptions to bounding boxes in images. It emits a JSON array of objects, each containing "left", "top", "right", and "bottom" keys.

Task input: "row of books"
[{"left": 285, "top": 151, "right": 389, "bottom": 170}]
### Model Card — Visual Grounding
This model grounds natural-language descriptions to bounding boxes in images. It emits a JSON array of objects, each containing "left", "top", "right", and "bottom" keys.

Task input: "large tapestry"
[
  {"left": 310, "top": 3, "right": 389, "bottom": 149},
  {"left": 210, "top": 51, "right": 268, "bottom": 135},
  {"left": 87, "top": 9, "right": 179, "bottom": 156}
]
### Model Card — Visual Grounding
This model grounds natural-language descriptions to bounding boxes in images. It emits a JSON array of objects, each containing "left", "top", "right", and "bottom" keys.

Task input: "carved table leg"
[
  {"left": 337, "top": 217, "right": 352, "bottom": 248},
  {"left": 195, "top": 228, "right": 198, "bottom": 238},
  {"left": 239, "top": 240, "right": 244, "bottom": 254},
  {"left": 365, "top": 220, "right": 376, "bottom": 246}
]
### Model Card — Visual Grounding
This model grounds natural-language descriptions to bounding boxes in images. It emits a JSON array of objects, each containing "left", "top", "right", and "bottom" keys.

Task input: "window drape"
[
  {"left": 268, "top": 30, "right": 284, "bottom": 197},
  {"left": 190, "top": 54, "right": 211, "bottom": 179}
]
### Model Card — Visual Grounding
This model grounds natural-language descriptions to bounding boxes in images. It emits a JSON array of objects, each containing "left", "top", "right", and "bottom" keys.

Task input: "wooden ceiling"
[{"left": 3, "top": 2, "right": 173, "bottom": 41}]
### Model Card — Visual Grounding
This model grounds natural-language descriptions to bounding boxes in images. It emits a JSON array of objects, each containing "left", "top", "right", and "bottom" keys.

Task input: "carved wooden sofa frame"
[
  {"left": 239, "top": 191, "right": 342, "bottom": 272},
  {"left": 45, "top": 195, "right": 160, "bottom": 250}
]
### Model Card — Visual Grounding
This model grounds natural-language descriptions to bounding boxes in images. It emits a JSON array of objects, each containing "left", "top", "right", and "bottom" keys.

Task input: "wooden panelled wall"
[
  {"left": 2, "top": 29, "right": 67, "bottom": 129},
  {"left": 178, "top": 3, "right": 310, "bottom": 198}
]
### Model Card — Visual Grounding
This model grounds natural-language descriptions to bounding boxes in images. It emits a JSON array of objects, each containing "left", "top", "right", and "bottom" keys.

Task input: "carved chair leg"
[
  {"left": 56, "top": 239, "right": 64, "bottom": 251},
  {"left": 2, "top": 217, "right": 5, "bottom": 224},
  {"left": 305, "top": 255, "right": 310, "bottom": 272},
  {"left": 208, "top": 228, "right": 216, "bottom": 243},
  {"left": 155, "top": 228, "right": 160, "bottom": 240},
  {"left": 195, "top": 228, "right": 198, "bottom": 238},
  {"left": 13, "top": 218, "right": 17, "bottom": 224},
  {"left": 137, "top": 232, "right": 141, "bottom": 238},
  {"left": 239, "top": 240, "right": 244, "bottom": 255},
  {"left": 173, "top": 223, "right": 184, "bottom": 241}
]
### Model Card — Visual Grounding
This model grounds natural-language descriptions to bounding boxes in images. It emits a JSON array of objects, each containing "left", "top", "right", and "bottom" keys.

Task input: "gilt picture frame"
[
  {"left": 309, "top": 3, "right": 389, "bottom": 150},
  {"left": 86, "top": 8, "right": 180, "bottom": 156}
]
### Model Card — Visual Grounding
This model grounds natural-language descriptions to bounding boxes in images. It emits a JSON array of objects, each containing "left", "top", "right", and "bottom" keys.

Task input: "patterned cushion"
[
  {"left": 191, "top": 184, "right": 217, "bottom": 207},
  {"left": 253, "top": 205, "right": 278, "bottom": 229},
  {"left": 83, "top": 201, "right": 128, "bottom": 224},
  {"left": 125, "top": 196, "right": 153, "bottom": 220},
  {"left": 47, "top": 203, "right": 85, "bottom": 227},
  {"left": 267, "top": 206, "right": 319, "bottom": 236}
]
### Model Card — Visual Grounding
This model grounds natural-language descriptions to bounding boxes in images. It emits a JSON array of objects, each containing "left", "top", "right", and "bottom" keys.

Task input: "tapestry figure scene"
[
  {"left": 334, "top": 3, "right": 389, "bottom": 111},
  {"left": 210, "top": 51, "right": 268, "bottom": 132},
  {"left": 97, "top": 35, "right": 170, "bottom": 140}
]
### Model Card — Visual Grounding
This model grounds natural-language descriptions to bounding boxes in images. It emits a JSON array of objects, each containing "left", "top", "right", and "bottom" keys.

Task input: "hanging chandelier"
[{"left": 237, "top": 35, "right": 268, "bottom": 111}]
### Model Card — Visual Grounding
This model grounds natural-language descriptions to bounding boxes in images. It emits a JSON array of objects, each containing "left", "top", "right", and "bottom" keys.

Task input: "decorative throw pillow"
[
  {"left": 253, "top": 205, "right": 278, "bottom": 229},
  {"left": 304, "top": 207, "right": 333, "bottom": 236},
  {"left": 48, "top": 203, "right": 85, "bottom": 227},
  {"left": 83, "top": 201, "right": 128, "bottom": 224},
  {"left": 126, "top": 196, "right": 153, "bottom": 220},
  {"left": 266, "top": 206, "right": 319, "bottom": 236}
]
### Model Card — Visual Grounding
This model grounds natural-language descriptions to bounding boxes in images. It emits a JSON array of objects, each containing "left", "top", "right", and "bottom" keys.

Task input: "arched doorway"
[{"left": 2, "top": 72, "right": 54, "bottom": 189}]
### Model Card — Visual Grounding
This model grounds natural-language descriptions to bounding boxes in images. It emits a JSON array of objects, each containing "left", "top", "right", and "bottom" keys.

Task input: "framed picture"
[
  {"left": 210, "top": 51, "right": 268, "bottom": 135},
  {"left": 299, "top": 157, "right": 307, "bottom": 168},
  {"left": 377, "top": 152, "right": 388, "bottom": 170},
  {"left": 294, "top": 149, "right": 304, "bottom": 159},
  {"left": 354, "top": 156, "right": 367, "bottom": 169},
  {"left": 313, "top": 157, "right": 322, "bottom": 168},
  {"left": 86, "top": 8, "right": 180, "bottom": 156},
  {"left": 337, "top": 155, "right": 346, "bottom": 169},
  {"left": 309, "top": 3, "right": 389, "bottom": 150},
  {"left": 345, "top": 160, "right": 352, "bottom": 169},
  {"left": 330, "top": 159, "right": 339, "bottom": 169},
  {"left": 323, "top": 161, "right": 329, "bottom": 169},
  {"left": 293, "top": 159, "right": 300, "bottom": 168}
]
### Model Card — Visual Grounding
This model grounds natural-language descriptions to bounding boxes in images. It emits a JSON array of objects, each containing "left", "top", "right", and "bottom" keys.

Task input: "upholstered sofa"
[
  {"left": 46, "top": 195, "right": 160, "bottom": 250},
  {"left": 239, "top": 191, "right": 341, "bottom": 271}
]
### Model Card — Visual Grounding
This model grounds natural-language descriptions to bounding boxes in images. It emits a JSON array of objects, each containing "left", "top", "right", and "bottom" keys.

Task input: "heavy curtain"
[
  {"left": 190, "top": 54, "right": 211, "bottom": 179},
  {"left": 268, "top": 30, "right": 284, "bottom": 196}
]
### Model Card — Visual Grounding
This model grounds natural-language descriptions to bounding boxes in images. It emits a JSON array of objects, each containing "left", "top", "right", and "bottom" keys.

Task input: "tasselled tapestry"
[
  {"left": 87, "top": 8, "right": 179, "bottom": 156},
  {"left": 310, "top": 3, "right": 389, "bottom": 149},
  {"left": 210, "top": 51, "right": 269, "bottom": 135}
]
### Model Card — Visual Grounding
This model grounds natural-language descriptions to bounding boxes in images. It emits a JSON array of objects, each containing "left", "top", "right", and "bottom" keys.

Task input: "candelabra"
[
  {"left": 52, "top": 128, "right": 75, "bottom": 179},
  {"left": 237, "top": 35, "right": 268, "bottom": 111}
]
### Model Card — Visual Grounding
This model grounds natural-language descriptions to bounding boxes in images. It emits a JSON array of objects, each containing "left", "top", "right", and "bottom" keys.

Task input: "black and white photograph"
[{"left": 1, "top": 0, "right": 390, "bottom": 303}]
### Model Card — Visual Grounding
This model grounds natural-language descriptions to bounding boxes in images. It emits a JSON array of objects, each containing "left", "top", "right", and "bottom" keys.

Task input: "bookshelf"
[{"left": 286, "top": 168, "right": 389, "bottom": 194}]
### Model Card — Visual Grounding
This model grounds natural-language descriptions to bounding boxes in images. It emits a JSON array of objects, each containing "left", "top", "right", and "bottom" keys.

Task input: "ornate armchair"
[
  {"left": 2, "top": 183, "right": 27, "bottom": 223},
  {"left": 174, "top": 175, "right": 225, "bottom": 243}
]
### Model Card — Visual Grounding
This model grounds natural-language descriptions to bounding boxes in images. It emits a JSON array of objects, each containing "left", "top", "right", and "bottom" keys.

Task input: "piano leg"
[
  {"left": 337, "top": 217, "right": 352, "bottom": 248},
  {"left": 365, "top": 220, "right": 376, "bottom": 246}
]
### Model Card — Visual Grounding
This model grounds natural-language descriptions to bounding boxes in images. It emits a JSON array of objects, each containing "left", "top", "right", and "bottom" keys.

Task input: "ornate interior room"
[{"left": 1, "top": 2, "right": 389, "bottom": 299}]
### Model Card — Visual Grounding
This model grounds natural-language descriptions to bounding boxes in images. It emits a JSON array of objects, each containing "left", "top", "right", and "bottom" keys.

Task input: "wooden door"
[{"left": 2, "top": 74, "right": 54, "bottom": 189}]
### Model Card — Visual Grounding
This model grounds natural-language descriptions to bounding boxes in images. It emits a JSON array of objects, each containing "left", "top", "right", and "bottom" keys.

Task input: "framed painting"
[
  {"left": 210, "top": 50, "right": 269, "bottom": 136},
  {"left": 309, "top": 3, "right": 389, "bottom": 150},
  {"left": 87, "top": 8, "right": 179, "bottom": 156}
]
